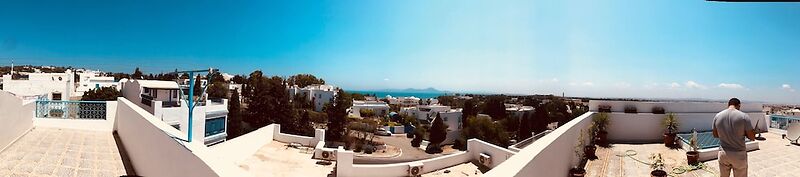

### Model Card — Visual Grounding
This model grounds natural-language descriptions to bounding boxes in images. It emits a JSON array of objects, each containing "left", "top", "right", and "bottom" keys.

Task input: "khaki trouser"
[{"left": 718, "top": 150, "right": 748, "bottom": 177}]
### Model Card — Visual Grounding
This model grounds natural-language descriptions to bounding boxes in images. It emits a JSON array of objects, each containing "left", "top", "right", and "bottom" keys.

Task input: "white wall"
[
  {"left": 605, "top": 112, "right": 767, "bottom": 143},
  {"left": 484, "top": 112, "right": 595, "bottom": 177},
  {"left": 0, "top": 91, "right": 34, "bottom": 152},
  {"left": 335, "top": 138, "right": 515, "bottom": 177},
  {"left": 2, "top": 73, "right": 73, "bottom": 100},
  {"left": 114, "top": 98, "right": 250, "bottom": 177},
  {"left": 588, "top": 100, "right": 763, "bottom": 113}
]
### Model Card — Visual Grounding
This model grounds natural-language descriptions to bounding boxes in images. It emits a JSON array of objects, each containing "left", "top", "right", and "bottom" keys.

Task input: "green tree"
[
  {"left": 208, "top": 72, "right": 226, "bottom": 83},
  {"left": 351, "top": 93, "right": 366, "bottom": 100},
  {"left": 325, "top": 89, "right": 352, "bottom": 142},
  {"left": 132, "top": 67, "right": 143, "bottom": 79},
  {"left": 461, "top": 116, "right": 511, "bottom": 147},
  {"left": 207, "top": 82, "right": 228, "bottom": 99},
  {"left": 193, "top": 75, "right": 203, "bottom": 96},
  {"left": 287, "top": 74, "right": 325, "bottom": 88},
  {"left": 427, "top": 113, "right": 449, "bottom": 153},
  {"left": 227, "top": 90, "right": 243, "bottom": 139},
  {"left": 482, "top": 95, "right": 507, "bottom": 121},
  {"left": 517, "top": 111, "right": 533, "bottom": 141},
  {"left": 231, "top": 75, "right": 246, "bottom": 84},
  {"left": 359, "top": 109, "right": 375, "bottom": 118},
  {"left": 532, "top": 104, "right": 552, "bottom": 134},
  {"left": 245, "top": 70, "right": 271, "bottom": 127},
  {"left": 81, "top": 87, "right": 121, "bottom": 101},
  {"left": 411, "top": 126, "right": 427, "bottom": 147}
]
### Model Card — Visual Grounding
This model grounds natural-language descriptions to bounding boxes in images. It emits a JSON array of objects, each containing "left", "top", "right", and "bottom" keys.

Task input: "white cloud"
[
  {"left": 551, "top": 78, "right": 559, "bottom": 82},
  {"left": 685, "top": 81, "right": 707, "bottom": 89},
  {"left": 782, "top": 84, "right": 795, "bottom": 92},
  {"left": 669, "top": 82, "right": 681, "bottom": 89},
  {"left": 383, "top": 78, "right": 390, "bottom": 81},
  {"left": 717, "top": 83, "right": 744, "bottom": 89},
  {"left": 582, "top": 82, "right": 594, "bottom": 86}
]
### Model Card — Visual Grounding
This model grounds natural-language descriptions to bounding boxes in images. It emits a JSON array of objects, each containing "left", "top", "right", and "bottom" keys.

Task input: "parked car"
[{"left": 375, "top": 128, "right": 391, "bottom": 136}]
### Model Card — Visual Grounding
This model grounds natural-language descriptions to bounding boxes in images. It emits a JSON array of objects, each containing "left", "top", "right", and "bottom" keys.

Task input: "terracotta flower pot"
[
  {"left": 686, "top": 151, "right": 700, "bottom": 165},
  {"left": 650, "top": 169, "right": 667, "bottom": 177},
  {"left": 663, "top": 133, "right": 676, "bottom": 147},
  {"left": 569, "top": 168, "right": 586, "bottom": 177},
  {"left": 584, "top": 145, "right": 597, "bottom": 160}
]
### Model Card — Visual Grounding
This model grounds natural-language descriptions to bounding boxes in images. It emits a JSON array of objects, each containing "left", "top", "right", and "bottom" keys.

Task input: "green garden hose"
[{"left": 614, "top": 149, "right": 716, "bottom": 177}]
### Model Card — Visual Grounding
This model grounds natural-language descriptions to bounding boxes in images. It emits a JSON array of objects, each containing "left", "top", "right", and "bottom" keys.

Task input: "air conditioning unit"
[
  {"left": 408, "top": 162, "right": 424, "bottom": 177},
  {"left": 321, "top": 149, "right": 337, "bottom": 161},
  {"left": 479, "top": 153, "right": 492, "bottom": 168}
]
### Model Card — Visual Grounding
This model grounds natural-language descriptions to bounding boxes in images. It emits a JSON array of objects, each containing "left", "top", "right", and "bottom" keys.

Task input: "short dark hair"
[{"left": 728, "top": 98, "right": 741, "bottom": 106}]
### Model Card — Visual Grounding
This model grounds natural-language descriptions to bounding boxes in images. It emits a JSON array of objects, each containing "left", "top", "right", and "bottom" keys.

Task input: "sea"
[{"left": 349, "top": 91, "right": 447, "bottom": 99}]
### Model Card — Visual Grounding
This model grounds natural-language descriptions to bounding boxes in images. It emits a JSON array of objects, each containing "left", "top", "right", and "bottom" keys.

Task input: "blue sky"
[{"left": 1, "top": 0, "right": 799, "bottom": 103}]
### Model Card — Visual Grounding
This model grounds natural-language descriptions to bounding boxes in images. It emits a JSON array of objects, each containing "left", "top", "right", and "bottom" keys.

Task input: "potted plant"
[
  {"left": 598, "top": 104, "right": 612, "bottom": 113},
  {"left": 649, "top": 153, "right": 668, "bottom": 177},
  {"left": 583, "top": 128, "right": 597, "bottom": 160},
  {"left": 652, "top": 106, "right": 665, "bottom": 114},
  {"left": 624, "top": 105, "right": 638, "bottom": 114},
  {"left": 592, "top": 112, "right": 610, "bottom": 147},
  {"left": 662, "top": 113, "right": 679, "bottom": 147},
  {"left": 569, "top": 129, "right": 587, "bottom": 177},
  {"left": 686, "top": 129, "right": 700, "bottom": 165}
]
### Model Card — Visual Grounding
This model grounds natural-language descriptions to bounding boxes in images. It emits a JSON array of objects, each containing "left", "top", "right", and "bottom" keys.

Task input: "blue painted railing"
[
  {"left": 770, "top": 115, "right": 800, "bottom": 130},
  {"left": 35, "top": 100, "right": 107, "bottom": 119}
]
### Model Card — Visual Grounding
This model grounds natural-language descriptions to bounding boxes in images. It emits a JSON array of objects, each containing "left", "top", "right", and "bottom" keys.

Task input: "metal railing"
[
  {"left": 770, "top": 115, "right": 800, "bottom": 130},
  {"left": 35, "top": 100, "right": 107, "bottom": 119},
  {"left": 511, "top": 130, "right": 553, "bottom": 149}
]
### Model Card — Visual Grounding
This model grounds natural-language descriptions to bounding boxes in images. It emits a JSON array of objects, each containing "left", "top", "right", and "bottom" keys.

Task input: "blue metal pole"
[{"left": 187, "top": 71, "right": 194, "bottom": 143}]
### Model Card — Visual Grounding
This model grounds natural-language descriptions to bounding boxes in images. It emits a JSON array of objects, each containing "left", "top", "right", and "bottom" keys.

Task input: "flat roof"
[{"left": 136, "top": 80, "right": 180, "bottom": 89}]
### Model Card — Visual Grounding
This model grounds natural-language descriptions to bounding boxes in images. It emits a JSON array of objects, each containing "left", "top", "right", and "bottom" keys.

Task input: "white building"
[
  {"left": 386, "top": 95, "right": 421, "bottom": 107},
  {"left": 1, "top": 70, "right": 74, "bottom": 100},
  {"left": 288, "top": 84, "right": 337, "bottom": 112},
  {"left": 400, "top": 105, "right": 451, "bottom": 122},
  {"left": 350, "top": 100, "right": 390, "bottom": 117},
  {"left": 74, "top": 71, "right": 118, "bottom": 96},
  {"left": 505, "top": 104, "right": 535, "bottom": 119},
  {"left": 434, "top": 109, "right": 463, "bottom": 144},
  {"left": 121, "top": 79, "right": 228, "bottom": 145}
]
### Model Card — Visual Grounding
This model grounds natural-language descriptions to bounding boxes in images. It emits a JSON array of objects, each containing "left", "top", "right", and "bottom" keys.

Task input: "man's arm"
[
  {"left": 712, "top": 116, "right": 719, "bottom": 138},
  {"left": 744, "top": 115, "right": 756, "bottom": 141},
  {"left": 713, "top": 128, "right": 719, "bottom": 138},
  {"left": 746, "top": 129, "right": 756, "bottom": 141}
]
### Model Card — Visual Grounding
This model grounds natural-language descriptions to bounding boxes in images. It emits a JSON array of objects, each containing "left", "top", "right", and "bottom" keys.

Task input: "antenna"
[{"left": 169, "top": 68, "right": 218, "bottom": 143}]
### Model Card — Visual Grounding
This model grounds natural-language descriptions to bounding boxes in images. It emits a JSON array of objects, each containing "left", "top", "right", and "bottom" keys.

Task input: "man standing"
[{"left": 712, "top": 98, "right": 756, "bottom": 177}]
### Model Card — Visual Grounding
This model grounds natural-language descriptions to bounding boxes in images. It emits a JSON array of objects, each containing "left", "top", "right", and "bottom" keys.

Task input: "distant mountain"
[{"left": 375, "top": 87, "right": 448, "bottom": 93}]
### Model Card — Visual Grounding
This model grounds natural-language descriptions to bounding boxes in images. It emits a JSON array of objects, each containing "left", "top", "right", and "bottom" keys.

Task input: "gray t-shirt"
[{"left": 712, "top": 108, "right": 753, "bottom": 152}]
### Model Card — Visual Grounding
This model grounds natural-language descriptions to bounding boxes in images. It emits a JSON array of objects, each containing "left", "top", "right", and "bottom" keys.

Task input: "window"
[
  {"left": 205, "top": 117, "right": 226, "bottom": 136},
  {"left": 144, "top": 88, "right": 150, "bottom": 94}
]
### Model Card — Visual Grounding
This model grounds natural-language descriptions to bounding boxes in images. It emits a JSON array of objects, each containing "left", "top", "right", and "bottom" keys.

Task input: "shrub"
[
  {"left": 81, "top": 87, "right": 121, "bottom": 101},
  {"left": 453, "top": 138, "right": 467, "bottom": 151},
  {"left": 652, "top": 106, "right": 666, "bottom": 114},
  {"left": 598, "top": 104, "right": 612, "bottom": 113},
  {"left": 363, "top": 144, "right": 374, "bottom": 154},
  {"left": 624, "top": 105, "right": 637, "bottom": 114}
]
